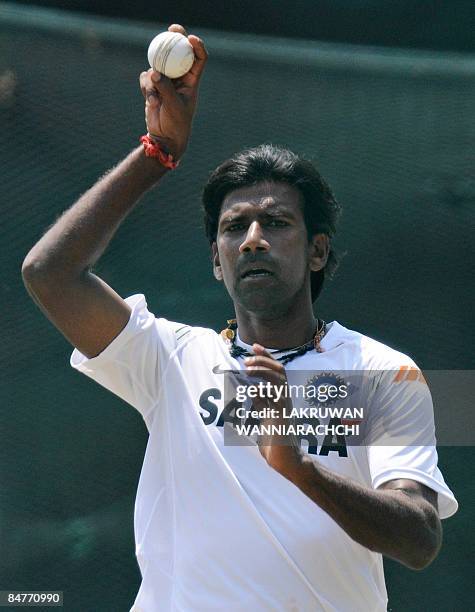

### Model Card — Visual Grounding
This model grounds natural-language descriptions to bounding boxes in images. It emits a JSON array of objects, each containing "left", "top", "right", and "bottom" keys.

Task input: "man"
[{"left": 22, "top": 23, "right": 457, "bottom": 612}]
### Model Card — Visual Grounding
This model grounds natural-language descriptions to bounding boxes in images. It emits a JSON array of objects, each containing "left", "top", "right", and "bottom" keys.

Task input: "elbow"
[
  {"left": 403, "top": 514, "right": 443, "bottom": 571},
  {"left": 21, "top": 252, "right": 64, "bottom": 297},
  {"left": 21, "top": 253, "right": 41, "bottom": 287},
  {"left": 404, "top": 546, "right": 439, "bottom": 571},
  {"left": 22, "top": 250, "right": 73, "bottom": 289},
  {"left": 21, "top": 253, "right": 50, "bottom": 290}
]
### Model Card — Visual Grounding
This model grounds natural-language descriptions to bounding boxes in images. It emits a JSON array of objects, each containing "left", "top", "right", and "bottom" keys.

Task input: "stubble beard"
[{"left": 232, "top": 277, "right": 305, "bottom": 319}]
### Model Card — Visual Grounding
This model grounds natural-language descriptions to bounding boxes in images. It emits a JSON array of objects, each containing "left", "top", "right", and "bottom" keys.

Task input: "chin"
[{"left": 234, "top": 287, "right": 293, "bottom": 317}]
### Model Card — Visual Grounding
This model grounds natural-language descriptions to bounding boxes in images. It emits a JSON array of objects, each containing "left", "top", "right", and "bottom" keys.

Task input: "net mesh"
[{"left": 1, "top": 5, "right": 474, "bottom": 610}]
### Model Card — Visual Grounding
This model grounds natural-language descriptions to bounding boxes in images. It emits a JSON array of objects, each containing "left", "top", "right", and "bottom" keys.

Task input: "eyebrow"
[{"left": 219, "top": 206, "right": 295, "bottom": 225}]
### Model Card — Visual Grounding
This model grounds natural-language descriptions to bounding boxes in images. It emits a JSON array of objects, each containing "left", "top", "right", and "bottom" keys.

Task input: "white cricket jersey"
[{"left": 71, "top": 294, "right": 458, "bottom": 612}]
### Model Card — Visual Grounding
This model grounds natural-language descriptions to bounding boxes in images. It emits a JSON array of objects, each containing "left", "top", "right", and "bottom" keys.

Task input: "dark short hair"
[{"left": 202, "top": 144, "right": 341, "bottom": 301}]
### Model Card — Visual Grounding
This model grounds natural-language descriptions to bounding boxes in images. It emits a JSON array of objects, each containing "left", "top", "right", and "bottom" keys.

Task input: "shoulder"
[
  {"left": 166, "top": 320, "right": 219, "bottom": 350},
  {"left": 121, "top": 294, "right": 219, "bottom": 351},
  {"left": 327, "top": 321, "right": 419, "bottom": 370}
]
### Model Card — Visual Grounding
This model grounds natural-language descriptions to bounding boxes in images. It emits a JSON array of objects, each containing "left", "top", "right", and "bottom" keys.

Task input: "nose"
[{"left": 239, "top": 221, "right": 270, "bottom": 254}]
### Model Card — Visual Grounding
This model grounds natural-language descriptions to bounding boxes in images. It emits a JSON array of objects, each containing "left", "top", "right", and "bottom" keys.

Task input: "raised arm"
[{"left": 22, "top": 25, "right": 207, "bottom": 358}]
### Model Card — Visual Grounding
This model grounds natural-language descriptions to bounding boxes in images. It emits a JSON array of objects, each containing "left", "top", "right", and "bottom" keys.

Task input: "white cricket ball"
[{"left": 147, "top": 31, "right": 195, "bottom": 79}]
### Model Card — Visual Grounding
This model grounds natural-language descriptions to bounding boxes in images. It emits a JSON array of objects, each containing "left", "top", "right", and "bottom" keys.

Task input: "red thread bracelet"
[{"left": 140, "top": 134, "right": 180, "bottom": 170}]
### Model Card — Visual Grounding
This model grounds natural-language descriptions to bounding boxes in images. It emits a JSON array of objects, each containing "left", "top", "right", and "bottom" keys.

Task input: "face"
[{"left": 212, "top": 181, "right": 328, "bottom": 315}]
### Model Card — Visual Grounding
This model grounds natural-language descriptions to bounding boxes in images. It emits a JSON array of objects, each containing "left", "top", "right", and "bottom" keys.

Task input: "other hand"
[{"left": 245, "top": 344, "right": 303, "bottom": 478}]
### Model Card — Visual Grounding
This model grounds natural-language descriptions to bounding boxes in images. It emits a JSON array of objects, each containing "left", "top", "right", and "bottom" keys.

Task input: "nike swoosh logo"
[{"left": 212, "top": 366, "right": 260, "bottom": 387}]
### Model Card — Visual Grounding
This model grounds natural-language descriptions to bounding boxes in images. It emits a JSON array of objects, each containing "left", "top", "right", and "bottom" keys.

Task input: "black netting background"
[{"left": 1, "top": 7, "right": 474, "bottom": 611}]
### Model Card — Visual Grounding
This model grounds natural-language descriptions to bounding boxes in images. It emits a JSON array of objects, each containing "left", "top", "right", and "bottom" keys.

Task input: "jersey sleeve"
[
  {"left": 366, "top": 367, "right": 458, "bottom": 519},
  {"left": 70, "top": 294, "right": 182, "bottom": 428}
]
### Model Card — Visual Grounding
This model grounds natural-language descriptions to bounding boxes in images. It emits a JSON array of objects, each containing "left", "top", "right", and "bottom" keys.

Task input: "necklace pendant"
[
  {"left": 224, "top": 328, "right": 235, "bottom": 340},
  {"left": 314, "top": 324, "right": 326, "bottom": 353},
  {"left": 221, "top": 318, "right": 237, "bottom": 343},
  {"left": 220, "top": 328, "right": 235, "bottom": 343}
]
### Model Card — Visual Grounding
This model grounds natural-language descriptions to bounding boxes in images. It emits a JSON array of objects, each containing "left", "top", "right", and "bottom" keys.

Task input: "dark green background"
[{"left": 1, "top": 4, "right": 473, "bottom": 610}]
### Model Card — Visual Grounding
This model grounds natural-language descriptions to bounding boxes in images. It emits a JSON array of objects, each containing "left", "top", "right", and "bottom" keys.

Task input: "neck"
[{"left": 234, "top": 299, "right": 317, "bottom": 350}]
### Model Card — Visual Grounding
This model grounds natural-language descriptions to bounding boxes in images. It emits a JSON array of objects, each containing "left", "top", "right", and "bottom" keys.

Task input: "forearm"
[
  {"left": 22, "top": 146, "right": 166, "bottom": 282},
  {"left": 286, "top": 456, "right": 441, "bottom": 569},
  {"left": 247, "top": 350, "right": 443, "bottom": 570}
]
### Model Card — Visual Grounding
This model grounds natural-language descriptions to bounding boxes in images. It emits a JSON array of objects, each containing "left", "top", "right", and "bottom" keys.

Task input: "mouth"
[{"left": 240, "top": 268, "right": 274, "bottom": 279}]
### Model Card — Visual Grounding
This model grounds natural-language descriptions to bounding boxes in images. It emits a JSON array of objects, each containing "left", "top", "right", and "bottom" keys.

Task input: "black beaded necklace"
[{"left": 220, "top": 319, "right": 327, "bottom": 365}]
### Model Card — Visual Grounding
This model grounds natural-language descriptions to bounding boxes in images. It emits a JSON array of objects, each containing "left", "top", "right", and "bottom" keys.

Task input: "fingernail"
[{"left": 151, "top": 72, "right": 161, "bottom": 82}]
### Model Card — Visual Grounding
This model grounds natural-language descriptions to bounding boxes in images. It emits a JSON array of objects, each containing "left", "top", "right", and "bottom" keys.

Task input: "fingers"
[
  {"left": 140, "top": 70, "right": 162, "bottom": 135},
  {"left": 168, "top": 23, "right": 187, "bottom": 36},
  {"left": 139, "top": 70, "right": 148, "bottom": 97},
  {"left": 245, "top": 344, "right": 282, "bottom": 372},
  {"left": 245, "top": 368, "right": 286, "bottom": 388},
  {"left": 187, "top": 35, "right": 208, "bottom": 80},
  {"left": 139, "top": 69, "right": 158, "bottom": 100},
  {"left": 245, "top": 349, "right": 287, "bottom": 387},
  {"left": 252, "top": 344, "right": 275, "bottom": 359},
  {"left": 140, "top": 69, "right": 181, "bottom": 106},
  {"left": 150, "top": 71, "right": 177, "bottom": 103}
]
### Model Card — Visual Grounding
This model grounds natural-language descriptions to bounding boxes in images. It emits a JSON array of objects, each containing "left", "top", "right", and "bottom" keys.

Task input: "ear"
[
  {"left": 212, "top": 242, "right": 223, "bottom": 281},
  {"left": 309, "top": 233, "right": 329, "bottom": 272}
]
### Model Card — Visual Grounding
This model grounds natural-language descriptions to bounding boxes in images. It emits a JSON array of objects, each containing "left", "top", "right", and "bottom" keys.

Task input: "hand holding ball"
[
  {"left": 140, "top": 26, "right": 207, "bottom": 161},
  {"left": 147, "top": 32, "right": 195, "bottom": 79}
]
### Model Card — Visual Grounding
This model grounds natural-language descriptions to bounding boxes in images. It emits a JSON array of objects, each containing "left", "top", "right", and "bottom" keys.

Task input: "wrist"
[
  {"left": 140, "top": 135, "right": 181, "bottom": 170},
  {"left": 266, "top": 444, "right": 306, "bottom": 483},
  {"left": 145, "top": 132, "right": 189, "bottom": 164},
  {"left": 135, "top": 145, "right": 170, "bottom": 179}
]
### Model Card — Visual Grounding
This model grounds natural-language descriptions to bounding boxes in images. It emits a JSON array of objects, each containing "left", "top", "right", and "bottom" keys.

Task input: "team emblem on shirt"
[{"left": 305, "top": 372, "right": 349, "bottom": 407}]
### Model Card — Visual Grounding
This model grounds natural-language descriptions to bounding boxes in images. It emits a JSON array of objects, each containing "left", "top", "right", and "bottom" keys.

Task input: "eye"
[
  {"left": 225, "top": 223, "right": 246, "bottom": 232},
  {"left": 267, "top": 219, "right": 288, "bottom": 227}
]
